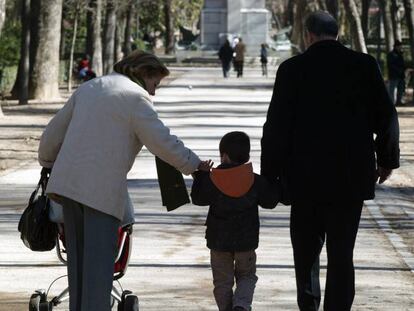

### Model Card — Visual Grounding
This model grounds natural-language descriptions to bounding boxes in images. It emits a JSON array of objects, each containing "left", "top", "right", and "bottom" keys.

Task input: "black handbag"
[{"left": 17, "top": 168, "right": 58, "bottom": 251}]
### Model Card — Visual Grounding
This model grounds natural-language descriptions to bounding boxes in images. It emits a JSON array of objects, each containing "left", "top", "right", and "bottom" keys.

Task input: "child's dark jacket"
[{"left": 191, "top": 163, "right": 280, "bottom": 252}]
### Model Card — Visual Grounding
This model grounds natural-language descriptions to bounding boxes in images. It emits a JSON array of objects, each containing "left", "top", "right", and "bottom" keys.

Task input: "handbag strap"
[
  {"left": 39, "top": 167, "right": 51, "bottom": 196},
  {"left": 26, "top": 168, "right": 52, "bottom": 207}
]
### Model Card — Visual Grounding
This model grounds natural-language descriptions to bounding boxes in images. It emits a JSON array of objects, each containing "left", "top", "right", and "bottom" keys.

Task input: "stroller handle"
[{"left": 56, "top": 224, "right": 133, "bottom": 266}]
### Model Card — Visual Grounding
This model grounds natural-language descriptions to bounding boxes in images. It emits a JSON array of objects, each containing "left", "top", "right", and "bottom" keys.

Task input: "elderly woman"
[{"left": 38, "top": 51, "right": 201, "bottom": 311}]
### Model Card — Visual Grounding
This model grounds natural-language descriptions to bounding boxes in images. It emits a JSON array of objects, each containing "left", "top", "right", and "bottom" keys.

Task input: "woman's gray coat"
[{"left": 38, "top": 72, "right": 200, "bottom": 223}]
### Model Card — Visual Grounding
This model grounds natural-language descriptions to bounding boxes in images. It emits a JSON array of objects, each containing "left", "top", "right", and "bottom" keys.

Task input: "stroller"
[{"left": 28, "top": 223, "right": 139, "bottom": 311}]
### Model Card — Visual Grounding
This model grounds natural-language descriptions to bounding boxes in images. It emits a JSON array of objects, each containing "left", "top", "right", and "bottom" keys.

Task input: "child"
[{"left": 191, "top": 131, "right": 280, "bottom": 311}]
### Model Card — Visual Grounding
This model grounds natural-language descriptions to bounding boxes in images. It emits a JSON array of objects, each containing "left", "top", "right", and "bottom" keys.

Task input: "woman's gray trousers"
[{"left": 61, "top": 198, "right": 120, "bottom": 311}]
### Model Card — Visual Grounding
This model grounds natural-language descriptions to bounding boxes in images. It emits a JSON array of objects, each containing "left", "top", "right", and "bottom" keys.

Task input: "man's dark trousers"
[
  {"left": 290, "top": 201, "right": 363, "bottom": 311},
  {"left": 388, "top": 78, "right": 405, "bottom": 105}
]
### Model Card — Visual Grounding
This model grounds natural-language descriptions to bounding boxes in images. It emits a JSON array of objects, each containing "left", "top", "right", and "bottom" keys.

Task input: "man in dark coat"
[
  {"left": 261, "top": 11, "right": 400, "bottom": 311},
  {"left": 387, "top": 40, "right": 406, "bottom": 106},
  {"left": 219, "top": 39, "right": 234, "bottom": 78}
]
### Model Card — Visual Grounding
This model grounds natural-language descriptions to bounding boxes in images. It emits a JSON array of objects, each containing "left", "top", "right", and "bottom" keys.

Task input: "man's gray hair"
[{"left": 305, "top": 11, "right": 339, "bottom": 37}]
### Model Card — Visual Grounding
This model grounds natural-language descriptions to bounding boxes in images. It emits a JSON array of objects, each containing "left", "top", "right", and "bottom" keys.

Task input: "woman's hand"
[{"left": 198, "top": 160, "right": 214, "bottom": 172}]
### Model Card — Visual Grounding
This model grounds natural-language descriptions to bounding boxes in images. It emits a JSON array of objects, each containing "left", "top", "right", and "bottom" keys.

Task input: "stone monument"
[{"left": 200, "top": 0, "right": 270, "bottom": 54}]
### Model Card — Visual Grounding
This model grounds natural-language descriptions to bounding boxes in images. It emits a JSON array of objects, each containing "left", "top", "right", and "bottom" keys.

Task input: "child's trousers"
[{"left": 210, "top": 249, "right": 258, "bottom": 311}]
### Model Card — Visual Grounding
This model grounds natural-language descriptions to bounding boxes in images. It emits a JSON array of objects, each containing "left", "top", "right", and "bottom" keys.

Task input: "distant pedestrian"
[
  {"left": 76, "top": 54, "right": 97, "bottom": 82},
  {"left": 231, "top": 37, "right": 239, "bottom": 72},
  {"left": 77, "top": 54, "right": 91, "bottom": 80},
  {"left": 260, "top": 43, "right": 268, "bottom": 77},
  {"left": 234, "top": 38, "right": 246, "bottom": 78},
  {"left": 191, "top": 131, "right": 280, "bottom": 311},
  {"left": 387, "top": 40, "right": 406, "bottom": 105},
  {"left": 219, "top": 40, "right": 234, "bottom": 78}
]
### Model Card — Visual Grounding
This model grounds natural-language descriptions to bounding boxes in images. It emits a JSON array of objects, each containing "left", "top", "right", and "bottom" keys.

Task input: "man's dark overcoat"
[
  {"left": 387, "top": 49, "right": 405, "bottom": 80},
  {"left": 261, "top": 40, "right": 400, "bottom": 204}
]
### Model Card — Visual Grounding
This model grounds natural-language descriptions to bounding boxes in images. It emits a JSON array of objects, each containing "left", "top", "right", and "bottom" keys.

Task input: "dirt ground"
[{"left": 0, "top": 69, "right": 413, "bottom": 311}]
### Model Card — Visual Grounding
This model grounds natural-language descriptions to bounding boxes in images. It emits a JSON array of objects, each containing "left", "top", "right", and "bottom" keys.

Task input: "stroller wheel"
[
  {"left": 29, "top": 290, "right": 46, "bottom": 311},
  {"left": 29, "top": 294, "right": 40, "bottom": 311},
  {"left": 123, "top": 295, "right": 139, "bottom": 311},
  {"left": 39, "top": 301, "right": 52, "bottom": 311},
  {"left": 118, "top": 291, "right": 138, "bottom": 311}
]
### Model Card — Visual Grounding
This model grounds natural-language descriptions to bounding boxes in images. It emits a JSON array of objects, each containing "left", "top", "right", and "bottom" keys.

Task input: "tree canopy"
[{"left": 0, "top": 0, "right": 414, "bottom": 102}]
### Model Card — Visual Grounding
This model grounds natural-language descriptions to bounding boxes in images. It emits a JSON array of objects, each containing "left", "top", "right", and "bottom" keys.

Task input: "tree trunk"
[
  {"left": 18, "top": 0, "right": 30, "bottom": 104},
  {"left": 103, "top": 0, "right": 116, "bottom": 74},
  {"left": 291, "top": 0, "right": 307, "bottom": 52},
  {"left": 317, "top": 0, "right": 327, "bottom": 11},
  {"left": 123, "top": 1, "right": 134, "bottom": 56},
  {"left": 338, "top": 4, "right": 347, "bottom": 37},
  {"left": 391, "top": 0, "right": 402, "bottom": 42},
  {"left": 0, "top": 0, "right": 5, "bottom": 35},
  {"left": 164, "top": 0, "right": 174, "bottom": 54},
  {"left": 28, "top": 0, "right": 41, "bottom": 95},
  {"left": 60, "top": 5, "right": 66, "bottom": 59},
  {"left": 0, "top": 0, "right": 3, "bottom": 114},
  {"left": 376, "top": 9, "right": 382, "bottom": 62},
  {"left": 86, "top": 3, "right": 93, "bottom": 56},
  {"left": 86, "top": 0, "right": 103, "bottom": 76},
  {"left": 286, "top": 0, "right": 294, "bottom": 26},
  {"left": 30, "top": 0, "right": 63, "bottom": 100},
  {"left": 135, "top": 8, "right": 140, "bottom": 40},
  {"left": 114, "top": 14, "right": 125, "bottom": 63},
  {"left": 343, "top": 0, "right": 367, "bottom": 53},
  {"left": 11, "top": 0, "right": 36, "bottom": 101},
  {"left": 378, "top": 0, "right": 394, "bottom": 52},
  {"left": 403, "top": 0, "right": 414, "bottom": 62},
  {"left": 325, "top": 0, "right": 339, "bottom": 21},
  {"left": 68, "top": 5, "right": 79, "bottom": 92},
  {"left": 361, "top": 0, "right": 372, "bottom": 39},
  {"left": 291, "top": 0, "right": 320, "bottom": 53}
]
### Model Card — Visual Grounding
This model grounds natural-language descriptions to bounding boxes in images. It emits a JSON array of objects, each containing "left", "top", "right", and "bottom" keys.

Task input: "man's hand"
[
  {"left": 376, "top": 167, "right": 393, "bottom": 184},
  {"left": 198, "top": 160, "right": 214, "bottom": 172}
]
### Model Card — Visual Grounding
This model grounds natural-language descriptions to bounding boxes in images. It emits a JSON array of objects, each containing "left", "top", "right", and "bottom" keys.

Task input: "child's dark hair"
[{"left": 219, "top": 131, "right": 250, "bottom": 164}]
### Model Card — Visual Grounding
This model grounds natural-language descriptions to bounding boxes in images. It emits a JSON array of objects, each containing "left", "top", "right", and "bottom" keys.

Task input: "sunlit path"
[{"left": 0, "top": 67, "right": 413, "bottom": 310}]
